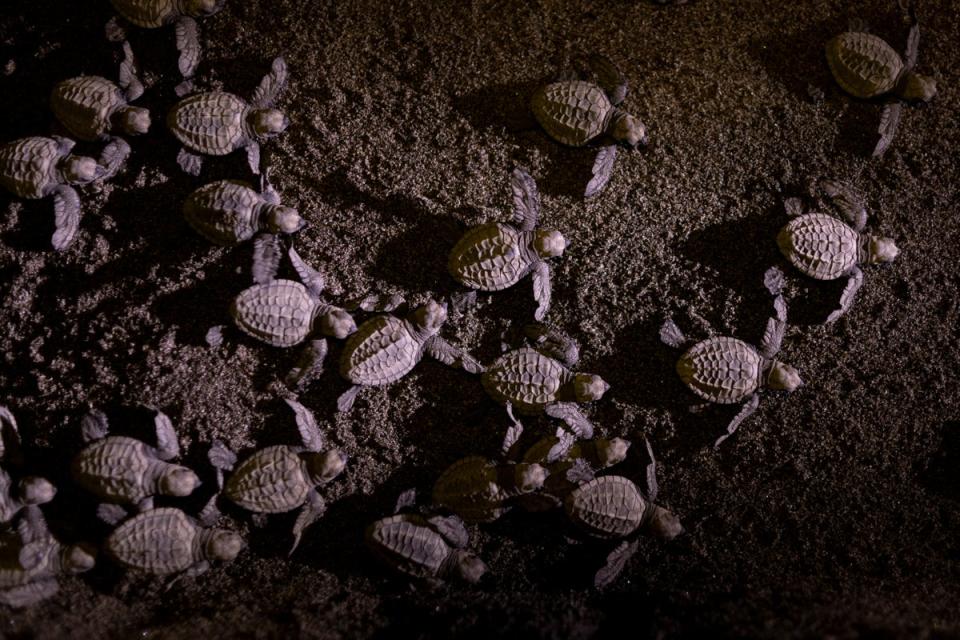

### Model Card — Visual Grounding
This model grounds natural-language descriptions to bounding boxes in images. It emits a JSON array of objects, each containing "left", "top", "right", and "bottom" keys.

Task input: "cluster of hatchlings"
[{"left": 0, "top": 0, "right": 933, "bottom": 606}]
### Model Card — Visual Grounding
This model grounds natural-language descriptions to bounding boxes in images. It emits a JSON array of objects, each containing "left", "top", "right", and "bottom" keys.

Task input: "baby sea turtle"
[
  {"left": 448, "top": 168, "right": 565, "bottom": 321},
  {"left": 51, "top": 42, "right": 149, "bottom": 144},
  {"left": 366, "top": 513, "right": 486, "bottom": 584},
  {"left": 71, "top": 407, "right": 200, "bottom": 514},
  {"left": 825, "top": 7, "right": 936, "bottom": 156},
  {"left": 564, "top": 441, "right": 683, "bottom": 587},
  {"left": 207, "top": 398, "right": 346, "bottom": 554},
  {"left": 184, "top": 176, "right": 303, "bottom": 247},
  {"left": 106, "top": 507, "right": 244, "bottom": 577},
  {"left": 105, "top": 0, "right": 225, "bottom": 91},
  {"left": 482, "top": 324, "right": 609, "bottom": 441},
  {"left": 0, "top": 407, "right": 56, "bottom": 526},
  {"left": 531, "top": 55, "right": 647, "bottom": 197},
  {"left": 660, "top": 269, "right": 802, "bottom": 448},
  {"left": 777, "top": 181, "right": 899, "bottom": 323},
  {"left": 431, "top": 456, "right": 547, "bottom": 523},
  {"left": 168, "top": 56, "right": 288, "bottom": 176},
  {"left": 337, "top": 300, "right": 482, "bottom": 412}
]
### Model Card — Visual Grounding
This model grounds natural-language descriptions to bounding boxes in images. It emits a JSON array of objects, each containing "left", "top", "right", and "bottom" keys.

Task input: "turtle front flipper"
[
  {"left": 152, "top": 409, "right": 180, "bottom": 461},
  {"left": 285, "top": 339, "right": 329, "bottom": 391},
  {"left": 0, "top": 405, "right": 19, "bottom": 462},
  {"left": 97, "top": 503, "right": 129, "bottom": 526},
  {"left": 826, "top": 266, "right": 864, "bottom": 324},
  {"left": 0, "top": 579, "right": 60, "bottom": 608},
  {"left": 290, "top": 492, "right": 326, "bottom": 556},
  {"left": 873, "top": 102, "right": 903, "bottom": 158},
  {"left": 245, "top": 141, "right": 261, "bottom": 176},
  {"left": 594, "top": 539, "right": 639, "bottom": 589},
  {"left": 284, "top": 397, "right": 325, "bottom": 452},
  {"left": 526, "top": 323, "right": 579, "bottom": 367},
  {"left": 251, "top": 57, "right": 289, "bottom": 109},
  {"left": 545, "top": 402, "right": 595, "bottom": 439},
  {"left": 510, "top": 167, "right": 541, "bottom": 231},
  {"left": 820, "top": 180, "right": 868, "bottom": 231},
  {"left": 903, "top": 3, "right": 919, "bottom": 70},
  {"left": 287, "top": 246, "right": 326, "bottom": 296},
  {"left": 424, "top": 336, "right": 483, "bottom": 374},
  {"left": 501, "top": 402, "right": 524, "bottom": 459},
  {"left": 80, "top": 409, "right": 109, "bottom": 443},
  {"left": 658, "top": 319, "right": 688, "bottom": 349},
  {"left": 585, "top": 145, "right": 617, "bottom": 199},
  {"left": 589, "top": 54, "right": 628, "bottom": 106},
  {"left": 96, "top": 137, "right": 131, "bottom": 181},
  {"left": 531, "top": 262, "right": 552, "bottom": 321},
  {"left": 252, "top": 233, "right": 282, "bottom": 284},
  {"left": 174, "top": 17, "right": 201, "bottom": 79},
  {"left": 49, "top": 184, "right": 81, "bottom": 251},
  {"left": 177, "top": 148, "right": 203, "bottom": 175},
  {"left": 118, "top": 41, "right": 144, "bottom": 101},
  {"left": 105, "top": 15, "right": 126, "bottom": 42},
  {"left": 337, "top": 386, "right": 362, "bottom": 412},
  {"left": 714, "top": 394, "right": 760, "bottom": 448},
  {"left": 207, "top": 439, "right": 237, "bottom": 490}
]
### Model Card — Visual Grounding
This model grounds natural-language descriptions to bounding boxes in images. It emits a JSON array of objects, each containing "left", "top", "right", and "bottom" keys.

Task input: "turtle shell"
[
  {"left": 231, "top": 280, "right": 319, "bottom": 348},
  {"left": 432, "top": 457, "right": 506, "bottom": 523},
  {"left": 825, "top": 32, "right": 904, "bottom": 99},
  {"left": 481, "top": 347, "right": 571, "bottom": 414},
  {"left": 365, "top": 514, "right": 449, "bottom": 579},
  {"left": 71, "top": 436, "right": 158, "bottom": 504},
  {"left": 168, "top": 92, "right": 249, "bottom": 156},
  {"left": 106, "top": 508, "right": 198, "bottom": 575},
  {"left": 677, "top": 337, "right": 762, "bottom": 404},
  {"left": 777, "top": 213, "right": 862, "bottom": 281},
  {"left": 339, "top": 315, "right": 423, "bottom": 386},
  {"left": 184, "top": 180, "right": 264, "bottom": 245},
  {"left": 448, "top": 223, "right": 534, "bottom": 291},
  {"left": 51, "top": 77, "right": 126, "bottom": 142},
  {"left": 110, "top": 0, "right": 179, "bottom": 28},
  {"left": 565, "top": 475, "right": 646, "bottom": 539},
  {"left": 224, "top": 445, "right": 312, "bottom": 514},
  {"left": 0, "top": 137, "right": 61, "bottom": 199},
  {"left": 531, "top": 80, "right": 613, "bottom": 147}
]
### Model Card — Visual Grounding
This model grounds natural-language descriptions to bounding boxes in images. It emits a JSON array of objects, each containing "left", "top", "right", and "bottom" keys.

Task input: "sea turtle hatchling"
[
  {"left": 71, "top": 407, "right": 200, "bottom": 514},
  {"left": 105, "top": 507, "right": 244, "bottom": 577},
  {"left": 448, "top": 168, "right": 565, "bottom": 321},
  {"left": 207, "top": 398, "right": 346, "bottom": 554},
  {"left": 168, "top": 56, "right": 288, "bottom": 176},
  {"left": 777, "top": 181, "right": 899, "bottom": 323},
  {"left": 660, "top": 268, "right": 802, "bottom": 448},
  {"left": 0, "top": 407, "right": 57, "bottom": 527},
  {"left": 531, "top": 55, "right": 648, "bottom": 197},
  {"left": 431, "top": 456, "right": 547, "bottom": 523},
  {"left": 366, "top": 513, "right": 486, "bottom": 584},
  {"left": 337, "top": 300, "right": 482, "bottom": 412},
  {"left": 825, "top": 7, "right": 936, "bottom": 156},
  {"left": 482, "top": 324, "right": 609, "bottom": 442},
  {"left": 51, "top": 41, "right": 150, "bottom": 144}
]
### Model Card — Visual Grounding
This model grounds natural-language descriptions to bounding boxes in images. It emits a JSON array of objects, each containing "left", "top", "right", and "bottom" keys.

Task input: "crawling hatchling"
[
  {"left": 449, "top": 168, "right": 565, "bottom": 321},
  {"left": 207, "top": 398, "right": 346, "bottom": 554},
  {"left": 777, "top": 181, "right": 898, "bottom": 323},
  {"left": 337, "top": 299, "right": 482, "bottom": 412},
  {"left": 531, "top": 55, "right": 647, "bottom": 197},
  {"left": 366, "top": 512, "right": 486, "bottom": 584},
  {"left": 564, "top": 441, "right": 683, "bottom": 587},
  {"left": 71, "top": 407, "right": 200, "bottom": 516},
  {"left": 106, "top": 507, "right": 243, "bottom": 577},
  {"left": 825, "top": 5, "right": 936, "bottom": 156},
  {"left": 0, "top": 407, "right": 57, "bottom": 526},
  {"left": 168, "top": 56, "right": 288, "bottom": 176},
  {"left": 660, "top": 268, "right": 802, "bottom": 448},
  {"left": 482, "top": 324, "right": 609, "bottom": 441},
  {"left": 431, "top": 456, "right": 547, "bottom": 523}
]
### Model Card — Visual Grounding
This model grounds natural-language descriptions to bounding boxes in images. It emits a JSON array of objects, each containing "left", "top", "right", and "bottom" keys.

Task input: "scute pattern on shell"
[
  {"left": 224, "top": 446, "right": 312, "bottom": 513},
  {"left": 433, "top": 457, "right": 504, "bottom": 523},
  {"left": 184, "top": 180, "right": 264, "bottom": 245},
  {"left": 777, "top": 213, "right": 861, "bottom": 280},
  {"left": 677, "top": 337, "right": 762, "bottom": 404},
  {"left": 110, "top": 0, "right": 178, "bottom": 28},
  {"left": 481, "top": 347, "right": 570, "bottom": 414},
  {"left": 340, "top": 316, "right": 421, "bottom": 386},
  {"left": 366, "top": 515, "right": 448, "bottom": 578},
  {"left": 232, "top": 280, "right": 317, "bottom": 347},
  {"left": 531, "top": 81, "right": 612, "bottom": 146},
  {"left": 51, "top": 77, "right": 124, "bottom": 142},
  {"left": 0, "top": 138, "right": 60, "bottom": 199},
  {"left": 168, "top": 92, "right": 248, "bottom": 155},
  {"left": 106, "top": 508, "right": 197, "bottom": 575},
  {"left": 565, "top": 475, "right": 646, "bottom": 538},
  {"left": 825, "top": 32, "right": 903, "bottom": 99},
  {"left": 448, "top": 223, "right": 532, "bottom": 291},
  {"left": 72, "top": 437, "right": 154, "bottom": 503}
]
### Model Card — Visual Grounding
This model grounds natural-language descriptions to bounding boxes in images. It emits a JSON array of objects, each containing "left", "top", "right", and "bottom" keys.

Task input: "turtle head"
[
  {"left": 264, "top": 205, "right": 303, "bottom": 234},
  {"left": 251, "top": 108, "right": 288, "bottom": 139},
  {"left": 451, "top": 550, "right": 487, "bottom": 583},
  {"left": 514, "top": 463, "right": 547, "bottom": 493},
  {"left": 611, "top": 112, "right": 647, "bottom": 147},
  {"left": 61, "top": 543, "right": 97, "bottom": 574},
  {"left": 573, "top": 374, "right": 609, "bottom": 402},
  {"left": 20, "top": 476, "right": 56, "bottom": 505},
  {"left": 117, "top": 106, "right": 151, "bottom": 136},
  {"left": 306, "top": 449, "right": 347, "bottom": 485},
  {"left": 534, "top": 229, "right": 566, "bottom": 258},
  {"left": 900, "top": 71, "right": 937, "bottom": 102},
  {"left": 868, "top": 236, "right": 899, "bottom": 264},
  {"left": 594, "top": 437, "right": 631, "bottom": 468},
  {"left": 62, "top": 155, "right": 98, "bottom": 185},
  {"left": 647, "top": 505, "right": 684, "bottom": 540},
  {"left": 206, "top": 530, "right": 245, "bottom": 562},
  {"left": 181, "top": 0, "right": 225, "bottom": 18},
  {"left": 768, "top": 361, "right": 803, "bottom": 392},
  {"left": 318, "top": 308, "right": 356, "bottom": 339},
  {"left": 412, "top": 300, "right": 447, "bottom": 333},
  {"left": 160, "top": 466, "right": 201, "bottom": 497}
]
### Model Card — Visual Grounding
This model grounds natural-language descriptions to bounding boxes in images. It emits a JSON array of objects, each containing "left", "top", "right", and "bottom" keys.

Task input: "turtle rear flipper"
[
  {"left": 174, "top": 17, "right": 201, "bottom": 78},
  {"left": 49, "top": 185, "right": 81, "bottom": 251}
]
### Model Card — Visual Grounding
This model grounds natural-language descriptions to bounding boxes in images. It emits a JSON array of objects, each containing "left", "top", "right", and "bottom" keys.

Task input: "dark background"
[{"left": 1, "top": 0, "right": 958, "bottom": 637}]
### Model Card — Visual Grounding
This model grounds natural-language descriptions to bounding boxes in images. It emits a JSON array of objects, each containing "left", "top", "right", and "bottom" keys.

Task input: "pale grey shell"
[
  {"left": 565, "top": 475, "right": 646, "bottom": 539},
  {"left": 224, "top": 445, "right": 312, "bottom": 514},
  {"left": 0, "top": 137, "right": 62, "bottom": 199},
  {"left": 432, "top": 456, "right": 506, "bottom": 524},
  {"left": 72, "top": 436, "right": 163, "bottom": 504},
  {"left": 448, "top": 223, "right": 534, "bottom": 291},
  {"left": 106, "top": 508, "right": 199, "bottom": 575},
  {"left": 365, "top": 514, "right": 450, "bottom": 579},
  {"left": 339, "top": 315, "right": 422, "bottom": 386},
  {"left": 481, "top": 347, "right": 571, "bottom": 414},
  {"left": 825, "top": 32, "right": 903, "bottom": 99},
  {"left": 168, "top": 92, "right": 249, "bottom": 156},
  {"left": 184, "top": 180, "right": 265, "bottom": 245},
  {"left": 531, "top": 80, "right": 612, "bottom": 147},
  {"left": 231, "top": 280, "right": 319, "bottom": 348},
  {"left": 677, "top": 337, "right": 762, "bottom": 404},
  {"left": 110, "top": 0, "right": 179, "bottom": 28},
  {"left": 777, "top": 213, "right": 861, "bottom": 281},
  {"left": 51, "top": 77, "right": 126, "bottom": 142}
]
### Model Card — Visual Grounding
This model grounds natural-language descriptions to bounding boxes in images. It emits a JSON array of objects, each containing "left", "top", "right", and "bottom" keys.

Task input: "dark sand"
[{"left": 1, "top": 0, "right": 959, "bottom": 637}]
